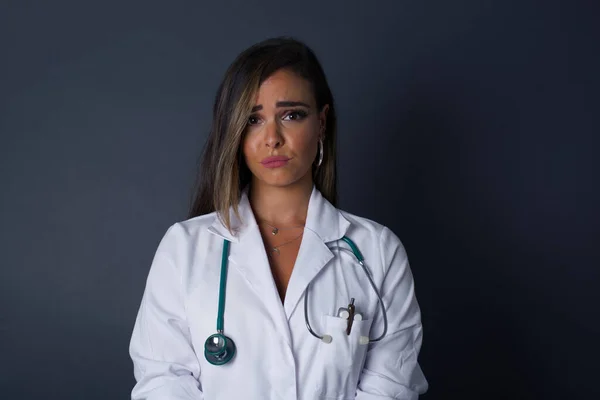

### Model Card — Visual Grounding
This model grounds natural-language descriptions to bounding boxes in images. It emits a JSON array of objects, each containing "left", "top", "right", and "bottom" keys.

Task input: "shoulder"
[
  {"left": 175, "top": 212, "right": 219, "bottom": 236},
  {"left": 338, "top": 209, "right": 407, "bottom": 257},
  {"left": 339, "top": 209, "right": 385, "bottom": 237},
  {"left": 337, "top": 208, "right": 411, "bottom": 281},
  {"left": 153, "top": 212, "right": 219, "bottom": 255}
]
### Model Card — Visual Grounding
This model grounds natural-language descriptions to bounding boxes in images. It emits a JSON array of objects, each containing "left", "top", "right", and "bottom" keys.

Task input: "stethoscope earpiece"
[{"left": 204, "top": 333, "right": 236, "bottom": 365}]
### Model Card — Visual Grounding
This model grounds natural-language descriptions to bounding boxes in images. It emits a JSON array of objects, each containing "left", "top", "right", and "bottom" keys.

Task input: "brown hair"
[{"left": 188, "top": 37, "right": 338, "bottom": 231}]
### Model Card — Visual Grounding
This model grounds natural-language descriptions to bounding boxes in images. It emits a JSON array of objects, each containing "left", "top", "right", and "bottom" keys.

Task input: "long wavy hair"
[{"left": 188, "top": 37, "right": 338, "bottom": 232}]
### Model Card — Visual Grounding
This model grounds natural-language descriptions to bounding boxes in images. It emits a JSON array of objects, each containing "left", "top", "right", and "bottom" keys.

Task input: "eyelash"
[
  {"left": 247, "top": 110, "right": 308, "bottom": 125},
  {"left": 284, "top": 110, "right": 308, "bottom": 121}
]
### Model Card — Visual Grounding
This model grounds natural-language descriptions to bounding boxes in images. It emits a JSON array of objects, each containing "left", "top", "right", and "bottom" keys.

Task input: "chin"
[
  {"left": 262, "top": 178, "right": 300, "bottom": 188},
  {"left": 255, "top": 172, "right": 310, "bottom": 189}
]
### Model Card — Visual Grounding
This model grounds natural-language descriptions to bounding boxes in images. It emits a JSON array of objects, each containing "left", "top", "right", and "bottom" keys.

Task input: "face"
[{"left": 242, "top": 68, "right": 328, "bottom": 189}]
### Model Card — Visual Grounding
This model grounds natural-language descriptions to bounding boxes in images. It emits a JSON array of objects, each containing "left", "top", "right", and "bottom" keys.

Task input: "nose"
[{"left": 264, "top": 119, "right": 283, "bottom": 148}]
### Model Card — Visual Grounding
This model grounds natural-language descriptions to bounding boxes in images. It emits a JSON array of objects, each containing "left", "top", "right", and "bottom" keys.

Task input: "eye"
[
  {"left": 283, "top": 110, "right": 308, "bottom": 121},
  {"left": 248, "top": 115, "right": 261, "bottom": 125}
]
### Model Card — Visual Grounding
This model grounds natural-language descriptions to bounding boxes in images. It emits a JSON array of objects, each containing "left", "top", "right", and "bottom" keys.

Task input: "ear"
[{"left": 319, "top": 104, "right": 329, "bottom": 139}]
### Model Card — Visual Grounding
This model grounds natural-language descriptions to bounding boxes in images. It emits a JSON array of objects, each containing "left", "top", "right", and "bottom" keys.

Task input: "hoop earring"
[{"left": 317, "top": 139, "right": 324, "bottom": 167}]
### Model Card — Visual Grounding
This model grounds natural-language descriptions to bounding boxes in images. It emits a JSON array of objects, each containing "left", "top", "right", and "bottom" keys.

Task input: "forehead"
[{"left": 254, "top": 69, "right": 315, "bottom": 105}]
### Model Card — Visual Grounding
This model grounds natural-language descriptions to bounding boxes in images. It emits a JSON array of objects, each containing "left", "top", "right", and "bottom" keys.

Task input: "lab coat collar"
[
  {"left": 207, "top": 185, "right": 350, "bottom": 245},
  {"left": 304, "top": 184, "right": 351, "bottom": 243},
  {"left": 207, "top": 185, "right": 351, "bottom": 341}
]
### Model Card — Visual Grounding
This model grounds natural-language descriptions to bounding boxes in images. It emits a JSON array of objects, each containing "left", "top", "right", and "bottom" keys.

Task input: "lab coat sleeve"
[
  {"left": 355, "top": 226, "right": 429, "bottom": 400},
  {"left": 129, "top": 225, "right": 204, "bottom": 400}
]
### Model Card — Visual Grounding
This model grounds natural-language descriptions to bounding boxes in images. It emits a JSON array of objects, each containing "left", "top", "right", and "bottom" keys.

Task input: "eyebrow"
[{"left": 251, "top": 101, "right": 311, "bottom": 112}]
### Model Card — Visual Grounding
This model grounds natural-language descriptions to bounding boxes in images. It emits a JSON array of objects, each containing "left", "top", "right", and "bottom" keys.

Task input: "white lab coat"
[{"left": 129, "top": 186, "right": 428, "bottom": 399}]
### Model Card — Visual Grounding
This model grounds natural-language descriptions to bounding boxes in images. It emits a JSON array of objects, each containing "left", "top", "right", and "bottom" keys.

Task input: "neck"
[{"left": 249, "top": 176, "right": 313, "bottom": 227}]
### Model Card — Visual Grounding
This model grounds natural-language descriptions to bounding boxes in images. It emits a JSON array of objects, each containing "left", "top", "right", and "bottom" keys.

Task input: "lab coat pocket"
[{"left": 315, "top": 315, "right": 372, "bottom": 400}]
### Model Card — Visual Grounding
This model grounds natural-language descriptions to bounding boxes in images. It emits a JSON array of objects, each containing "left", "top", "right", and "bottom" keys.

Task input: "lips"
[
  {"left": 261, "top": 156, "right": 289, "bottom": 164},
  {"left": 261, "top": 156, "right": 290, "bottom": 168}
]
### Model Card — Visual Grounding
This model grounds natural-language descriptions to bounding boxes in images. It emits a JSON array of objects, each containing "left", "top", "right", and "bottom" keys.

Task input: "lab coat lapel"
[
  {"left": 208, "top": 190, "right": 291, "bottom": 344},
  {"left": 283, "top": 186, "right": 350, "bottom": 320}
]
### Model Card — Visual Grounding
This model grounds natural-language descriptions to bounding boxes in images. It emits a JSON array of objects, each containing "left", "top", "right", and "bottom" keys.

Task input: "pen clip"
[{"left": 346, "top": 298, "right": 355, "bottom": 335}]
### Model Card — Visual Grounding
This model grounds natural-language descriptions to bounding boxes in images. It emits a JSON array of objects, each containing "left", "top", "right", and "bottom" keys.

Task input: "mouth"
[{"left": 261, "top": 156, "right": 290, "bottom": 168}]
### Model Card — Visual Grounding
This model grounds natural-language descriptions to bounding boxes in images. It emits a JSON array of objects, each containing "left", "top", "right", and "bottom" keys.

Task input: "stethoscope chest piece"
[{"left": 204, "top": 333, "right": 236, "bottom": 366}]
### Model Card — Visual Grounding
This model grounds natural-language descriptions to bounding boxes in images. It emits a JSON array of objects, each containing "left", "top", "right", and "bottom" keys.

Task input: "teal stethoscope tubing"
[
  {"left": 216, "top": 239, "right": 230, "bottom": 333},
  {"left": 205, "top": 236, "right": 388, "bottom": 365},
  {"left": 204, "top": 239, "right": 236, "bottom": 365}
]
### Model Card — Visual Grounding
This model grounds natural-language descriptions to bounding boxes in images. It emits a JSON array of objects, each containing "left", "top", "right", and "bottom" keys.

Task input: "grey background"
[{"left": 1, "top": 0, "right": 598, "bottom": 399}]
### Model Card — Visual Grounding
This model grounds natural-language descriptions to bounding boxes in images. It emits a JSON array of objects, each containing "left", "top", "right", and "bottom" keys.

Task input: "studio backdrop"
[{"left": 1, "top": 0, "right": 598, "bottom": 399}]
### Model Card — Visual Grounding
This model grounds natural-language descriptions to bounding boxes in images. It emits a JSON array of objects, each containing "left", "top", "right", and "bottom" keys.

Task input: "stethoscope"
[{"left": 204, "top": 237, "right": 389, "bottom": 366}]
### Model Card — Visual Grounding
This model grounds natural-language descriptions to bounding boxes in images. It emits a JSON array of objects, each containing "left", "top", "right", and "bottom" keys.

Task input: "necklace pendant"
[
  {"left": 271, "top": 227, "right": 279, "bottom": 235},
  {"left": 272, "top": 247, "right": 280, "bottom": 255}
]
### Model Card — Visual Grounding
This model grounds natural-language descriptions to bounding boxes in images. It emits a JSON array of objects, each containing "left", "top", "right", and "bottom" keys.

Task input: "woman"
[{"left": 129, "top": 37, "right": 428, "bottom": 400}]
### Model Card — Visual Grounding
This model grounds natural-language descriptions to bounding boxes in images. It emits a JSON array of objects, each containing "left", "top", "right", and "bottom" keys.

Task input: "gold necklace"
[
  {"left": 270, "top": 232, "right": 303, "bottom": 255},
  {"left": 259, "top": 220, "right": 305, "bottom": 236}
]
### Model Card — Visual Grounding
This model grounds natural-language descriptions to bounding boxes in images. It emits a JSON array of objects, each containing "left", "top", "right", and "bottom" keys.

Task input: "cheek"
[
  {"left": 292, "top": 131, "right": 319, "bottom": 162},
  {"left": 242, "top": 134, "right": 257, "bottom": 160}
]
